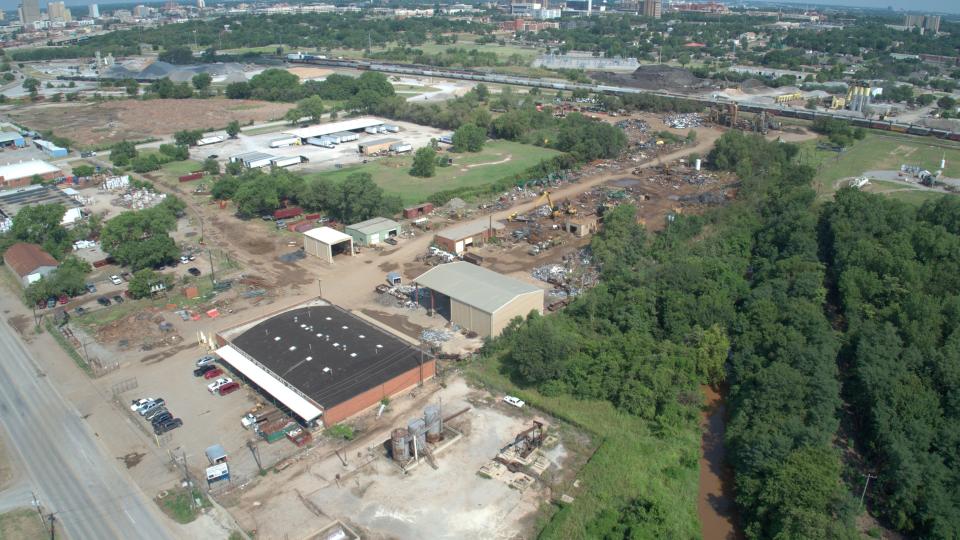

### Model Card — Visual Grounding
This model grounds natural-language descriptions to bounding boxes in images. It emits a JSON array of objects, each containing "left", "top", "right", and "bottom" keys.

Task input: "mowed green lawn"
[
  {"left": 796, "top": 133, "right": 960, "bottom": 204},
  {"left": 302, "top": 140, "right": 560, "bottom": 205}
]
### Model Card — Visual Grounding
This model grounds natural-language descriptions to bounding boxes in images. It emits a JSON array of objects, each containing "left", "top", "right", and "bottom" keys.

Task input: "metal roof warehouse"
[
  {"left": 414, "top": 262, "right": 544, "bottom": 338},
  {"left": 284, "top": 117, "right": 384, "bottom": 140},
  {"left": 216, "top": 301, "right": 434, "bottom": 427}
]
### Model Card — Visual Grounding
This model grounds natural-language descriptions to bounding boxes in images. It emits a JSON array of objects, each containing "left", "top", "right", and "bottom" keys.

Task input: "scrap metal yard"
[{"left": 0, "top": 90, "right": 802, "bottom": 539}]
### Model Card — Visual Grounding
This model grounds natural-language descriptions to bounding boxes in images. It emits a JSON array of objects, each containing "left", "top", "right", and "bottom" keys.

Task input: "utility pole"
[
  {"left": 247, "top": 439, "right": 263, "bottom": 474},
  {"left": 47, "top": 513, "right": 56, "bottom": 540},
  {"left": 32, "top": 492, "right": 44, "bottom": 527},
  {"left": 858, "top": 473, "right": 877, "bottom": 511},
  {"left": 207, "top": 248, "right": 216, "bottom": 287}
]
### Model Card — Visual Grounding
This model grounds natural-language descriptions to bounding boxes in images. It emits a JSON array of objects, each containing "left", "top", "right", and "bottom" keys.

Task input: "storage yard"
[
  {"left": 199, "top": 117, "right": 447, "bottom": 174},
  {"left": 0, "top": 103, "right": 768, "bottom": 540}
]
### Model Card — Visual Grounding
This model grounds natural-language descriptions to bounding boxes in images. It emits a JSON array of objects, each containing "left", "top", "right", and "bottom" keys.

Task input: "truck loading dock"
[
  {"left": 216, "top": 301, "right": 435, "bottom": 427},
  {"left": 414, "top": 262, "right": 544, "bottom": 338}
]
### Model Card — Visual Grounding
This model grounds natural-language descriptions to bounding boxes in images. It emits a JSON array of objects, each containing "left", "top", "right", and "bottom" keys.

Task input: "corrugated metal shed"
[
  {"left": 284, "top": 117, "right": 383, "bottom": 139},
  {"left": 414, "top": 261, "right": 541, "bottom": 314},
  {"left": 346, "top": 217, "right": 400, "bottom": 236}
]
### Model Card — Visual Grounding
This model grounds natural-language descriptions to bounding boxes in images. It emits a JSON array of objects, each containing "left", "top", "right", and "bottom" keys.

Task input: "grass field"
[
  {"left": 466, "top": 356, "right": 700, "bottom": 540},
  {"left": 796, "top": 133, "right": 960, "bottom": 203},
  {"left": 302, "top": 140, "right": 560, "bottom": 205},
  {"left": 0, "top": 508, "right": 47, "bottom": 539}
]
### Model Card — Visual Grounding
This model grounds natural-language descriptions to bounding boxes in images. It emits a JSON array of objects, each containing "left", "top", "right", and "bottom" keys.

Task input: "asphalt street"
[{"left": 0, "top": 318, "right": 173, "bottom": 540}]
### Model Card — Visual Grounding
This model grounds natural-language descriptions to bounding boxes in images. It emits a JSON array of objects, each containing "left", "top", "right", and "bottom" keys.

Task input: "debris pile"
[
  {"left": 663, "top": 113, "right": 703, "bottom": 129},
  {"left": 421, "top": 328, "right": 453, "bottom": 345},
  {"left": 114, "top": 188, "right": 167, "bottom": 210}
]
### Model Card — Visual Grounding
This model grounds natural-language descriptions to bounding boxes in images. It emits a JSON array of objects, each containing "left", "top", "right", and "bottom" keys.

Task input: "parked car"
[
  {"left": 135, "top": 398, "right": 164, "bottom": 415},
  {"left": 203, "top": 368, "right": 224, "bottom": 380},
  {"left": 503, "top": 395, "right": 525, "bottom": 408},
  {"left": 145, "top": 406, "right": 167, "bottom": 421},
  {"left": 153, "top": 418, "right": 183, "bottom": 435},
  {"left": 180, "top": 255, "right": 190, "bottom": 264},
  {"left": 46, "top": 298, "right": 56, "bottom": 309},
  {"left": 112, "top": 295, "right": 124, "bottom": 304},
  {"left": 120, "top": 272, "right": 132, "bottom": 281},
  {"left": 150, "top": 411, "right": 173, "bottom": 426},
  {"left": 187, "top": 267, "right": 201, "bottom": 277},
  {"left": 139, "top": 400, "right": 165, "bottom": 416},
  {"left": 193, "top": 364, "right": 216, "bottom": 377},
  {"left": 384, "top": 237, "right": 398, "bottom": 246},
  {"left": 110, "top": 275, "right": 122, "bottom": 285},
  {"left": 74, "top": 307, "right": 86, "bottom": 315},
  {"left": 195, "top": 355, "right": 218, "bottom": 367},
  {"left": 58, "top": 294, "right": 69, "bottom": 304},
  {"left": 218, "top": 382, "right": 240, "bottom": 396},
  {"left": 85, "top": 283, "right": 97, "bottom": 293},
  {"left": 206, "top": 154, "right": 218, "bottom": 160},
  {"left": 96, "top": 296, "right": 111, "bottom": 306},
  {"left": 130, "top": 398, "right": 153, "bottom": 411},
  {"left": 207, "top": 377, "right": 233, "bottom": 393}
]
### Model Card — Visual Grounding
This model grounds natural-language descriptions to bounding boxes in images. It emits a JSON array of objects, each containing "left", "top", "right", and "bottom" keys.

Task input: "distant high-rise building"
[
  {"left": 48, "top": 1, "right": 72, "bottom": 22},
  {"left": 197, "top": 0, "right": 206, "bottom": 8},
  {"left": 19, "top": 0, "right": 41, "bottom": 25},
  {"left": 643, "top": 0, "right": 661, "bottom": 18},
  {"left": 89, "top": 3, "right": 100, "bottom": 18},
  {"left": 904, "top": 14, "right": 940, "bottom": 33},
  {"left": 133, "top": 4, "right": 149, "bottom": 17}
]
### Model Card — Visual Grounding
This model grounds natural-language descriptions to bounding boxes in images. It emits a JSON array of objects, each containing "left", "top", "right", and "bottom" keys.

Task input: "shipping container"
[
  {"left": 390, "top": 143, "right": 413, "bottom": 153},
  {"left": 304, "top": 213, "right": 321, "bottom": 220},
  {"left": 383, "top": 124, "right": 400, "bottom": 133},
  {"left": 178, "top": 172, "right": 205, "bottom": 182},
  {"left": 270, "top": 155, "right": 304, "bottom": 168},
  {"left": 273, "top": 207, "right": 303, "bottom": 220},
  {"left": 196, "top": 135, "right": 225, "bottom": 146},
  {"left": 333, "top": 131, "right": 359, "bottom": 142},
  {"left": 269, "top": 136, "right": 301, "bottom": 148},
  {"left": 364, "top": 126, "right": 381, "bottom": 134},
  {"left": 306, "top": 137, "right": 335, "bottom": 148}
]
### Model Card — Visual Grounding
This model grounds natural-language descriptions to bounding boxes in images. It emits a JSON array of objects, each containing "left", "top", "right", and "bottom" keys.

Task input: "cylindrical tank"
[
  {"left": 407, "top": 418, "right": 426, "bottom": 451},
  {"left": 424, "top": 404, "right": 442, "bottom": 443},
  {"left": 391, "top": 428, "right": 410, "bottom": 461}
]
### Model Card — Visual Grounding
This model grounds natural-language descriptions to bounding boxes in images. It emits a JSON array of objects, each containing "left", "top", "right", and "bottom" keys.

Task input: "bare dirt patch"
[
  {"left": 7, "top": 99, "right": 294, "bottom": 146},
  {"left": 6, "top": 315, "right": 32, "bottom": 338}
]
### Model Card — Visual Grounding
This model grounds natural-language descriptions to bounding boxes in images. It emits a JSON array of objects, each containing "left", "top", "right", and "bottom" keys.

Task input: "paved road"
[{"left": 0, "top": 319, "right": 173, "bottom": 540}]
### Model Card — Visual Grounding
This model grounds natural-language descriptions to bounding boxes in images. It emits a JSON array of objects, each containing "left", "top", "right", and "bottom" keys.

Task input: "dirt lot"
[
  {"left": 6, "top": 99, "right": 294, "bottom": 147},
  {"left": 223, "top": 377, "right": 587, "bottom": 540}
]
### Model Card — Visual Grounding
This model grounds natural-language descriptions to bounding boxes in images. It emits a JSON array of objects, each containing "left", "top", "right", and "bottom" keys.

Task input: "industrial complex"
[{"left": 215, "top": 300, "right": 435, "bottom": 427}]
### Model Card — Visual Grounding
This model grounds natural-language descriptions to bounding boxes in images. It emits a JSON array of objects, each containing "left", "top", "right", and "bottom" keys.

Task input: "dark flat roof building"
[{"left": 217, "top": 301, "right": 434, "bottom": 426}]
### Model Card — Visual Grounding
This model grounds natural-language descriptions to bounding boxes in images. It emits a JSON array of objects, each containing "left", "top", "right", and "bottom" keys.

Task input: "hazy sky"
[{"left": 760, "top": 0, "right": 959, "bottom": 14}]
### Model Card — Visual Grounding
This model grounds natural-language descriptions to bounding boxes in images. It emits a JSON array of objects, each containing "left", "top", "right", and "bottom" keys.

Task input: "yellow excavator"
[{"left": 531, "top": 191, "right": 577, "bottom": 219}]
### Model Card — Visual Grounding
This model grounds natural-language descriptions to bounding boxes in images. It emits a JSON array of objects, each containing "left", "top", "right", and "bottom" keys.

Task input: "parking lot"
[
  {"left": 105, "top": 345, "right": 299, "bottom": 489},
  {"left": 189, "top": 117, "right": 449, "bottom": 174}
]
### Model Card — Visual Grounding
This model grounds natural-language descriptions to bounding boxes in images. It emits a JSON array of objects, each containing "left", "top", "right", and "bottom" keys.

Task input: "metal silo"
[
  {"left": 391, "top": 428, "right": 410, "bottom": 461},
  {"left": 407, "top": 418, "right": 426, "bottom": 452},
  {"left": 424, "top": 404, "right": 442, "bottom": 443}
]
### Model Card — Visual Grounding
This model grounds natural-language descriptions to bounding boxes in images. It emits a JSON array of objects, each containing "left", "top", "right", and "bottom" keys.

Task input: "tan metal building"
[
  {"left": 303, "top": 227, "right": 353, "bottom": 264},
  {"left": 358, "top": 138, "right": 402, "bottom": 155},
  {"left": 414, "top": 262, "right": 544, "bottom": 338}
]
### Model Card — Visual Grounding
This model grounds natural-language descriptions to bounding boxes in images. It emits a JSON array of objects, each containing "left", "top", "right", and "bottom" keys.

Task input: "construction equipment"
[{"left": 533, "top": 191, "right": 562, "bottom": 219}]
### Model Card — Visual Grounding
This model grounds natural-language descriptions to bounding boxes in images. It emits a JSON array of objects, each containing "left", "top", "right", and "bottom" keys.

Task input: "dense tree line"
[
  {"left": 810, "top": 118, "right": 866, "bottom": 148},
  {"left": 100, "top": 197, "right": 185, "bottom": 270},
  {"left": 211, "top": 167, "right": 401, "bottom": 223},
  {"left": 711, "top": 132, "right": 855, "bottom": 539},
  {"left": 19, "top": 14, "right": 487, "bottom": 64},
  {"left": 226, "top": 69, "right": 395, "bottom": 105},
  {"left": 822, "top": 191, "right": 960, "bottom": 537}
]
